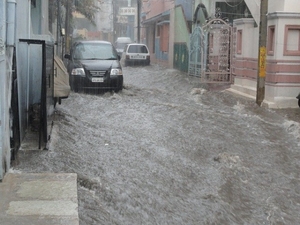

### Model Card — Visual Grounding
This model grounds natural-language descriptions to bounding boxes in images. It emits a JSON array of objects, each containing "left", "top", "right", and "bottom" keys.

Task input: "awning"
[
  {"left": 142, "top": 10, "right": 170, "bottom": 25},
  {"left": 157, "top": 20, "right": 170, "bottom": 26}
]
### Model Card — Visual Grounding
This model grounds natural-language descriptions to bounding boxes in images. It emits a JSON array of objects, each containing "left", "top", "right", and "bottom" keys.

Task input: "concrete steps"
[{"left": 0, "top": 173, "right": 79, "bottom": 225}]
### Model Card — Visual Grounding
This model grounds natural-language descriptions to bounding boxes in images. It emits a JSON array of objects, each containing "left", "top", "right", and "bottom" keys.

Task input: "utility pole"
[
  {"left": 137, "top": 0, "right": 140, "bottom": 43},
  {"left": 56, "top": 0, "right": 62, "bottom": 58},
  {"left": 112, "top": 0, "right": 116, "bottom": 42},
  {"left": 256, "top": 0, "right": 268, "bottom": 106},
  {"left": 65, "top": 0, "right": 72, "bottom": 54}
]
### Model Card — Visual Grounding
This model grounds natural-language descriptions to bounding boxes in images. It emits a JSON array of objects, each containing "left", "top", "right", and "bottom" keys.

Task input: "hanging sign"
[{"left": 119, "top": 7, "right": 136, "bottom": 16}]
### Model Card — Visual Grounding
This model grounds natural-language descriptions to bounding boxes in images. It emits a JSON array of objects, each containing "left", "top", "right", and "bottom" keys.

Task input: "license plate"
[
  {"left": 92, "top": 77, "right": 104, "bottom": 82},
  {"left": 131, "top": 55, "right": 145, "bottom": 59}
]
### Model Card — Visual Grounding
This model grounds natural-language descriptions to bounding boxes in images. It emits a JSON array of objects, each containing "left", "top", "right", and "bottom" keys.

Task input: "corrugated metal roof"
[{"left": 142, "top": 10, "right": 170, "bottom": 25}]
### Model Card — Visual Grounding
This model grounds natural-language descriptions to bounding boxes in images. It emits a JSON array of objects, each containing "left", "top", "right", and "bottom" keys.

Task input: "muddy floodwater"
[{"left": 14, "top": 64, "right": 300, "bottom": 225}]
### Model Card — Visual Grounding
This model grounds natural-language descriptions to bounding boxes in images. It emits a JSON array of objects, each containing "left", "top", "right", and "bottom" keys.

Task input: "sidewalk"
[{"left": 0, "top": 172, "right": 79, "bottom": 225}]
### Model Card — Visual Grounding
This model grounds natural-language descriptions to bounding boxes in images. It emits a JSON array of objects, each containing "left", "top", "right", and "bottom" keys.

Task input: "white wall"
[
  {"left": 268, "top": 0, "right": 285, "bottom": 12},
  {"left": 234, "top": 18, "right": 259, "bottom": 58},
  {"left": 268, "top": 0, "right": 300, "bottom": 12},
  {"left": 244, "top": 0, "right": 260, "bottom": 25},
  {"left": 283, "top": 0, "right": 300, "bottom": 12},
  {"left": 268, "top": 12, "right": 300, "bottom": 60},
  {"left": 16, "top": 0, "right": 31, "bottom": 141}
]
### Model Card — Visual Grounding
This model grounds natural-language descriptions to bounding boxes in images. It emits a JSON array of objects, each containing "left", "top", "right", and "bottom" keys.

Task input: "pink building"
[
  {"left": 230, "top": 0, "right": 300, "bottom": 108},
  {"left": 141, "top": 0, "right": 175, "bottom": 66},
  {"left": 142, "top": 0, "right": 300, "bottom": 108}
]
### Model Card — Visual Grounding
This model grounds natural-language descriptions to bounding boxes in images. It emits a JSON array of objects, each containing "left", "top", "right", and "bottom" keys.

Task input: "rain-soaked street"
[{"left": 13, "top": 64, "right": 300, "bottom": 225}]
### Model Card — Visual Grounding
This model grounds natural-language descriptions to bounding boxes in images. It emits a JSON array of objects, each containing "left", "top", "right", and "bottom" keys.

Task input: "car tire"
[
  {"left": 73, "top": 87, "right": 79, "bottom": 93},
  {"left": 298, "top": 99, "right": 300, "bottom": 107},
  {"left": 54, "top": 97, "right": 57, "bottom": 108},
  {"left": 115, "top": 86, "right": 123, "bottom": 92}
]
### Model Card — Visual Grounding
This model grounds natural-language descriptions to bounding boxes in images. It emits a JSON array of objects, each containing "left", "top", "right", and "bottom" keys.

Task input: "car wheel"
[
  {"left": 71, "top": 85, "right": 79, "bottom": 93},
  {"left": 298, "top": 99, "right": 300, "bottom": 107},
  {"left": 54, "top": 97, "right": 57, "bottom": 108},
  {"left": 115, "top": 86, "right": 123, "bottom": 92}
]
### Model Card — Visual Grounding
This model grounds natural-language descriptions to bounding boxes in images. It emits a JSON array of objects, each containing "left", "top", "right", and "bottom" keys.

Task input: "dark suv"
[{"left": 64, "top": 40, "right": 123, "bottom": 92}]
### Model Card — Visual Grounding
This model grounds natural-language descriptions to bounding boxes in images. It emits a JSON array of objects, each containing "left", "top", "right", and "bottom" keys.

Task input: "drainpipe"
[
  {"left": 3, "top": 0, "right": 16, "bottom": 177},
  {"left": 26, "top": 1, "right": 31, "bottom": 128},
  {"left": 6, "top": 0, "right": 16, "bottom": 46},
  {"left": 0, "top": 0, "right": 7, "bottom": 180}
]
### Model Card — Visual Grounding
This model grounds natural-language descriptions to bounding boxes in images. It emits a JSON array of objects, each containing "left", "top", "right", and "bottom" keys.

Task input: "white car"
[{"left": 124, "top": 43, "right": 150, "bottom": 66}]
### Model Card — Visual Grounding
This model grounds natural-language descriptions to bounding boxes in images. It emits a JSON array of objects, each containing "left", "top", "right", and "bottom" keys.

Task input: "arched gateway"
[{"left": 189, "top": 5, "right": 233, "bottom": 84}]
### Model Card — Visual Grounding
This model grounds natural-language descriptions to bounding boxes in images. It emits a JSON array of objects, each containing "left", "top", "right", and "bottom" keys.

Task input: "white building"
[
  {"left": 229, "top": 0, "right": 300, "bottom": 108},
  {"left": 0, "top": 0, "right": 56, "bottom": 180}
]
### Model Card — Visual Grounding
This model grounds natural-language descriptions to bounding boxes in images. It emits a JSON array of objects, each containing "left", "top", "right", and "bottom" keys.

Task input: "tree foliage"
[
  {"left": 54, "top": 0, "right": 103, "bottom": 24},
  {"left": 73, "top": 0, "right": 102, "bottom": 23}
]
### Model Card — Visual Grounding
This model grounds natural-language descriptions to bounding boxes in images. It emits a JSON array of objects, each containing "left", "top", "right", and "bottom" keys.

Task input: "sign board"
[
  {"left": 259, "top": 47, "right": 266, "bottom": 78},
  {"left": 119, "top": 7, "right": 136, "bottom": 16},
  {"left": 117, "top": 16, "right": 128, "bottom": 23}
]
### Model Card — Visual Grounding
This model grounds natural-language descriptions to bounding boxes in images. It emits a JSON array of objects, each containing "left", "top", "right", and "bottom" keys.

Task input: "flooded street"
[{"left": 13, "top": 64, "right": 300, "bottom": 225}]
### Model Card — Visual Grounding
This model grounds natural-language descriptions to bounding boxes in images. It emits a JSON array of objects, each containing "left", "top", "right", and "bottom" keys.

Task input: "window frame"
[
  {"left": 267, "top": 25, "right": 275, "bottom": 55},
  {"left": 237, "top": 29, "right": 242, "bottom": 55},
  {"left": 283, "top": 25, "right": 300, "bottom": 56}
]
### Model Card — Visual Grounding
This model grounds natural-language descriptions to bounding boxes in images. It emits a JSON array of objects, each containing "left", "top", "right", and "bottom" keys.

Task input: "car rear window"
[{"left": 128, "top": 45, "right": 148, "bottom": 54}]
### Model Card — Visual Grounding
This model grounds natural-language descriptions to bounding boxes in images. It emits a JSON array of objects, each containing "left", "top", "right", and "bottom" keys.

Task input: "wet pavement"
[{"left": 10, "top": 64, "right": 300, "bottom": 225}]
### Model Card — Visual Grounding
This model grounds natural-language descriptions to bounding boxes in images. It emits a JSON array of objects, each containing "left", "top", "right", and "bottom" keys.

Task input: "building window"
[
  {"left": 237, "top": 29, "right": 242, "bottom": 54},
  {"left": 268, "top": 26, "right": 275, "bottom": 55},
  {"left": 284, "top": 25, "right": 300, "bottom": 56}
]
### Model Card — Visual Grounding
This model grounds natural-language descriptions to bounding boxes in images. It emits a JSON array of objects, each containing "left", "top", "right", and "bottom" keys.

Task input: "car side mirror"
[{"left": 64, "top": 54, "right": 71, "bottom": 60}]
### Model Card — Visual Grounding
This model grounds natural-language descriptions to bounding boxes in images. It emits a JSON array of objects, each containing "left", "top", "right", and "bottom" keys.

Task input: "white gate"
[{"left": 189, "top": 18, "right": 233, "bottom": 83}]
